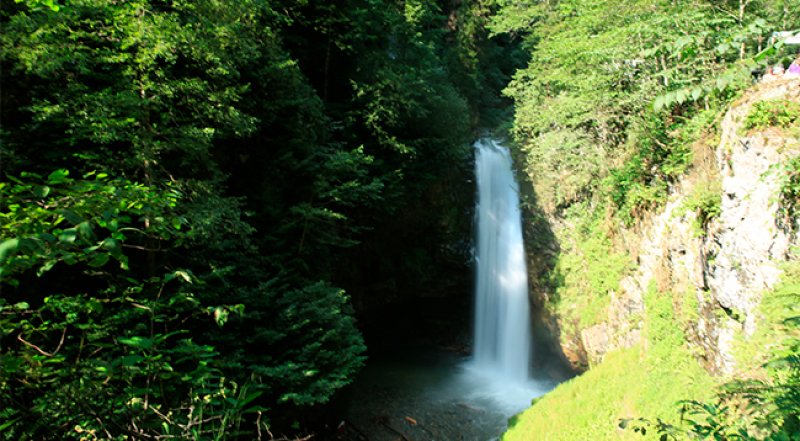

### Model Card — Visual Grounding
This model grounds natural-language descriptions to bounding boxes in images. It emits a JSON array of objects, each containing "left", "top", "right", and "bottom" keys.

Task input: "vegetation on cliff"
[{"left": 495, "top": 0, "right": 800, "bottom": 438}]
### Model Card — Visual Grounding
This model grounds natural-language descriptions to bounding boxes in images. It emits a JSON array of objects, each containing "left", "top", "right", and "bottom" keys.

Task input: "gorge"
[
  {"left": 340, "top": 139, "right": 560, "bottom": 440},
  {"left": 1, "top": 0, "right": 798, "bottom": 439}
]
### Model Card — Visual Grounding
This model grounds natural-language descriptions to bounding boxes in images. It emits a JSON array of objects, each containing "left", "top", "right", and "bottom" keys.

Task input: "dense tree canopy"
[
  {"left": 0, "top": 0, "right": 518, "bottom": 438},
  {"left": 495, "top": 0, "right": 800, "bottom": 219}
]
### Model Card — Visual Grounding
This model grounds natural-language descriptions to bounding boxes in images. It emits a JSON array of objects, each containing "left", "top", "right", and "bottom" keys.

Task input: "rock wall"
[
  {"left": 529, "top": 78, "right": 800, "bottom": 373},
  {"left": 701, "top": 79, "right": 800, "bottom": 372}
]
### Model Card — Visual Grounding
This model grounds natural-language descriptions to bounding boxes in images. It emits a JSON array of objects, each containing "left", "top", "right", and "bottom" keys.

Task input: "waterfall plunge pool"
[
  {"left": 339, "top": 350, "right": 559, "bottom": 441},
  {"left": 337, "top": 139, "right": 568, "bottom": 440}
]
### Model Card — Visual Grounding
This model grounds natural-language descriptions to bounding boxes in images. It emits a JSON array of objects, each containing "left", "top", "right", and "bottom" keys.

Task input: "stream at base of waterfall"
[
  {"left": 340, "top": 140, "right": 560, "bottom": 440},
  {"left": 340, "top": 351, "right": 558, "bottom": 441}
]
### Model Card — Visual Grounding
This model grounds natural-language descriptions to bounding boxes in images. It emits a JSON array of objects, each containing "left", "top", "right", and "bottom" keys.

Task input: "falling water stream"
[
  {"left": 471, "top": 138, "right": 532, "bottom": 383},
  {"left": 341, "top": 139, "right": 561, "bottom": 440}
]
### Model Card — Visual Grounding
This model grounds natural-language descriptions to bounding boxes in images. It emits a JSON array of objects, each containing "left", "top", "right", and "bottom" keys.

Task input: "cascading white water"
[
  {"left": 472, "top": 139, "right": 532, "bottom": 383},
  {"left": 343, "top": 140, "right": 555, "bottom": 438}
]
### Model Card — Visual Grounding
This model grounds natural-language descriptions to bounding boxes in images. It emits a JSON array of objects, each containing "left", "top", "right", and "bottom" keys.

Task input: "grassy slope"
[
  {"left": 503, "top": 258, "right": 800, "bottom": 441},
  {"left": 503, "top": 286, "right": 717, "bottom": 440}
]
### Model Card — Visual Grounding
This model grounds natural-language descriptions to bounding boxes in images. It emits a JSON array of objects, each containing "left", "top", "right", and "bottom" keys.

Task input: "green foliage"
[
  {"left": 0, "top": 171, "right": 259, "bottom": 439},
  {"left": 548, "top": 205, "right": 632, "bottom": 335},
  {"left": 1, "top": 0, "right": 503, "bottom": 437},
  {"left": 643, "top": 284, "right": 688, "bottom": 358},
  {"left": 13, "top": 0, "right": 60, "bottom": 12},
  {"left": 606, "top": 153, "right": 671, "bottom": 227},
  {"left": 2, "top": 0, "right": 264, "bottom": 180},
  {"left": 521, "top": 129, "right": 606, "bottom": 213},
  {"left": 499, "top": 0, "right": 798, "bottom": 223},
  {"left": 775, "top": 156, "right": 800, "bottom": 233},
  {"left": 0, "top": 171, "right": 179, "bottom": 280},
  {"left": 745, "top": 100, "right": 800, "bottom": 131},
  {"left": 0, "top": 169, "right": 369, "bottom": 438},
  {"left": 249, "top": 281, "right": 366, "bottom": 407},
  {"left": 680, "top": 180, "right": 722, "bottom": 237},
  {"left": 610, "top": 104, "right": 725, "bottom": 226}
]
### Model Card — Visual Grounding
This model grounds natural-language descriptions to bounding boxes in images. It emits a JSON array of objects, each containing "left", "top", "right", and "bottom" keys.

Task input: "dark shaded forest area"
[{"left": 0, "top": 0, "right": 523, "bottom": 438}]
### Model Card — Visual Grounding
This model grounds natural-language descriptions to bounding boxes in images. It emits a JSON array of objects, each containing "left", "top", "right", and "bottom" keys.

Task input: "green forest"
[
  {"left": 1, "top": 0, "right": 799, "bottom": 439},
  {"left": 0, "top": 0, "right": 516, "bottom": 438}
]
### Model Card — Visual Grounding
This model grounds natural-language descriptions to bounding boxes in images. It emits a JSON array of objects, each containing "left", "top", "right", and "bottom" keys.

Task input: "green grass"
[
  {"left": 503, "top": 284, "right": 717, "bottom": 440},
  {"left": 735, "top": 258, "right": 800, "bottom": 373}
]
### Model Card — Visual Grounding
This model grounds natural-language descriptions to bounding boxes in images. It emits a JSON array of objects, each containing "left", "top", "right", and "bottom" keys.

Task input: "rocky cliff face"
[{"left": 531, "top": 78, "right": 800, "bottom": 374}]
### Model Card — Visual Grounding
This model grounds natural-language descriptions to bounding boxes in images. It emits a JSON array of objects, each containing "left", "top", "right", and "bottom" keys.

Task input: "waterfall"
[{"left": 472, "top": 139, "right": 532, "bottom": 383}]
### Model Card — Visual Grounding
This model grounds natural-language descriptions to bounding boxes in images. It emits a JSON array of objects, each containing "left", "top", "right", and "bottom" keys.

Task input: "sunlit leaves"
[
  {"left": 14, "top": 0, "right": 61, "bottom": 12},
  {"left": 500, "top": 0, "right": 799, "bottom": 222},
  {"left": 0, "top": 239, "right": 20, "bottom": 263},
  {"left": 2, "top": 0, "right": 260, "bottom": 179},
  {"left": 0, "top": 171, "right": 184, "bottom": 281}
]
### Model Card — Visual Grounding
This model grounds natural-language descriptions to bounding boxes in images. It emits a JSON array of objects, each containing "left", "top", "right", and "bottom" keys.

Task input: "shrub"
[
  {"left": 744, "top": 100, "right": 800, "bottom": 131},
  {"left": 680, "top": 180, "right": 722, "bottom": 237}
]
